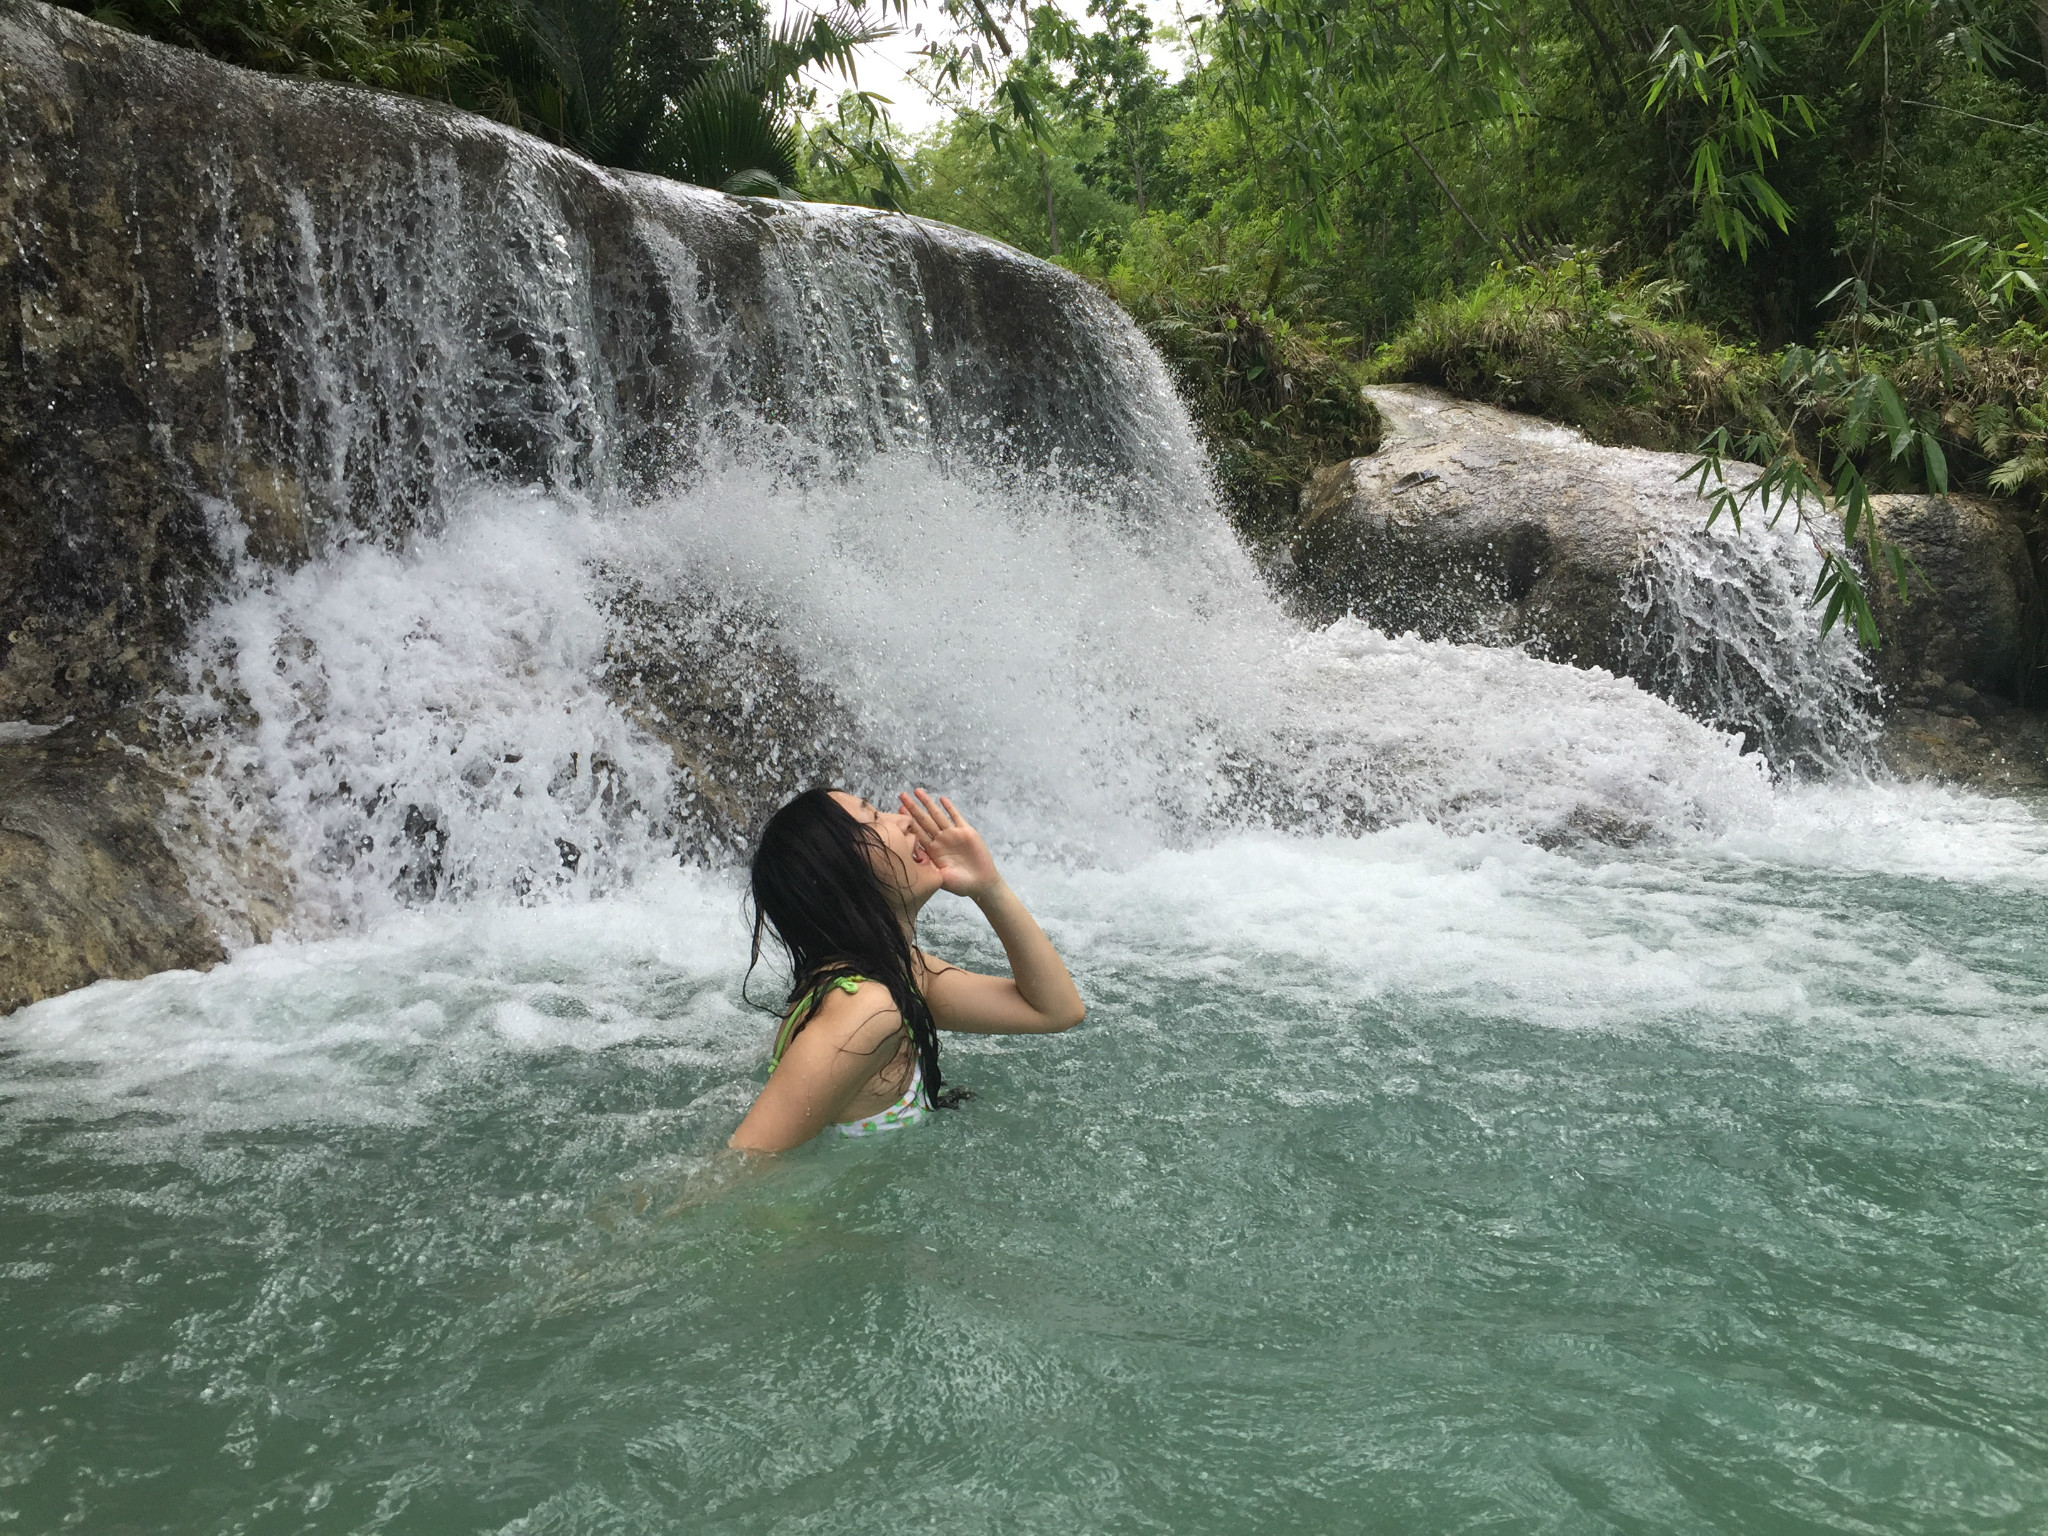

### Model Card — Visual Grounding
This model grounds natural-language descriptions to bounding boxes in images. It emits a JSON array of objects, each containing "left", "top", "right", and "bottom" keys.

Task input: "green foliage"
[
  {"left": 1945, "top": 204, "right": 2048, "bottom": 324},
  {"left": 805, "top": 84, "right": 1145, "bottom": 254},
  {"left": 1684, "top": 305, "right": 1958, "bottom": 645},
  {"left": 800, "top": 0, "right": 1189, "bottom": 252},
  {"left": 1182, "top": 0, "right": 2048, "bottom": 347},
  {"left": 802, "top": 89, "right": 914, "bottom": 207},
  {"left": 79, "top": 0, "right": 470, "bottom": 87},
  {"left": 1979, "top": 398, "right": 2048, "bottom": 491},
  {"left": 1641, "top": 0, "right": 1815, "bottom": 257}
]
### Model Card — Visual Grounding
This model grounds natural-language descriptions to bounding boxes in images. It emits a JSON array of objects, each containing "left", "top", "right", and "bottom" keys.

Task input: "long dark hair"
[{"left": 744, "top": 787, "right": 958, "bottom": 1106}]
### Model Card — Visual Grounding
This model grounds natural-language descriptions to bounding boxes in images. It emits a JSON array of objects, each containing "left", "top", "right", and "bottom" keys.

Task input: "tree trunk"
[
  {"left": 1400, "top": 128, "right": 1503, "bottom": 258},
  {"left": 1128, "top": 128, "right": 1146, "bottom": 215}
]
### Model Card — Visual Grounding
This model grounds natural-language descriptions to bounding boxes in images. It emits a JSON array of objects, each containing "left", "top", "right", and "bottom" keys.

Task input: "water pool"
[{"left": 6, "top": 801, "right": 2045, "bottom": 1534}]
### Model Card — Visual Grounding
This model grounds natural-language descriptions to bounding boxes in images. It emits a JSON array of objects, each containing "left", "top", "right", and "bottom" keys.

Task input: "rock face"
[
  {"left": 1868, "top": 493, "right": 2048, "bottom": 786},
  {"left": 0, "top": 0, "right": 1183, "bottom": 736},
  {"left": 0, "top": 0, "right": 1196, "bottom": 1010},
  {"left": 1292, "top": 386, "right": 1879, "bottom": 771},
  {"left": 1294, "top": 387, "right": 1659, "bottom": 670},
  {"left": 0, "top": 725, "right": 225, "bottom": 1012}
]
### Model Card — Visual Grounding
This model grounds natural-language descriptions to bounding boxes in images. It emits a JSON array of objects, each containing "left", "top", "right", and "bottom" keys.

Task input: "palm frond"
[{"left": 651, "top": 68, "right": 802, "bottom": 190}]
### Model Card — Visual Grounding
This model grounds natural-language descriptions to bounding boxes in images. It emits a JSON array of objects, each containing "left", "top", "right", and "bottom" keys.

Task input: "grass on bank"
[{"left": 1365, "top": 251, "right": 1777, "bottom": 452}]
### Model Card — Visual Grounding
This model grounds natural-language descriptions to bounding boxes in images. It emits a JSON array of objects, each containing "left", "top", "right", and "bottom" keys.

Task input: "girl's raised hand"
[{"left": 900, "top": 789, "right": 1001, "bottom": 899}]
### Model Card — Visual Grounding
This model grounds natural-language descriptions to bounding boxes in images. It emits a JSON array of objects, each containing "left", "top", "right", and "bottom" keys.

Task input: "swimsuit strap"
[{"left": 769, "top": 974, "right": 867, "bottom": 1072}]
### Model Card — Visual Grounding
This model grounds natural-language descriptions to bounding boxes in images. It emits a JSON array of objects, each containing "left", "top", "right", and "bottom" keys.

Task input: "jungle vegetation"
[{"left": 60, "top": 0, "right": 890, "bottom": 191}]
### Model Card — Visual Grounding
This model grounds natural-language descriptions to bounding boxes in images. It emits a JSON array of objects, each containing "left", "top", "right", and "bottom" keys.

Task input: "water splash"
[
  {"left": 171, "top": 446, "right": 1783, "bottom": 929},
  {"left": 172, "top": 494, "right": 678, "bottom": 930}
]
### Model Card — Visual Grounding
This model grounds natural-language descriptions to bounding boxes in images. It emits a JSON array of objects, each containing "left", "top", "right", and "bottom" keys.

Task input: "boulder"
[
  {"left": 1292, "top": 386, "right": 1661, "bottom": 671},
  {"left": 1290, "top": 385, "right": 1882, "bottom": 771},
  {"left": 1868, "top": 492, "right": 2043, "bottom": 705},
  {"left": 1292, "top": 386, "right": 2048, "bottom": 784}
]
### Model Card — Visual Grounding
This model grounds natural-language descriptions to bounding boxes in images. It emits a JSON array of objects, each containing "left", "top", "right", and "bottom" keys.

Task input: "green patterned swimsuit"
[{"left": 770, "top": 976, "right": 929, "bottom": 1137}]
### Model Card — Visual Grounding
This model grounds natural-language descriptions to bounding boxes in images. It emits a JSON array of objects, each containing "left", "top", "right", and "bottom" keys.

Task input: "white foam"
[
  {"left": 174, "top": 493, "right": 679, "bottom": 929},
  {"left": 1020, "top": 822, "right": 2048, "bottom": 1076},
  {"left": 592, "top": 453, "right": 1777, "bottom": 859},
  {"left": 0, "top": 868, "right": 756, "bottom": 1138},
  {"left": 9, "top": 818, "right": 2042, "bottom": 1153},
  {"left": 167, "top": 443, "right": 1806, "bottom": 932}
]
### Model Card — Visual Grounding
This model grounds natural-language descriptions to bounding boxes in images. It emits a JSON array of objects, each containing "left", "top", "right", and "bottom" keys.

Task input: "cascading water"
[
  {"left": 154, "top": 110, "right": 1817, "bottom": 928},
  {"left": 1618, "top": 475, "right": 1881, "bottom": 776},
  {"left": 4, "top": 9, "right": 2046, "bottom": 1531}
]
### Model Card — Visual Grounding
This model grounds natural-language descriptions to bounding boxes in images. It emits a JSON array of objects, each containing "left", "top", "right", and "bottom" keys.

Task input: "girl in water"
[{"left": 730, "top": 788, "right": 1085, "bottom": 1153}]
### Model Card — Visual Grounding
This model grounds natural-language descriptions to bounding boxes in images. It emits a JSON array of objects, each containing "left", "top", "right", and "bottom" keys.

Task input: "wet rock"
[
  {"left": 1292, "top": 386, "right": 1656, "bottom": 670},
  {"left": 1869, "top": 492, "right": 2044, "bottom": 702},
  {"left": 0, "top": 724, "right": 224, "bottom": 1012},
  {"left": 1294, "top": 386, "right": 2048, "bottom": 784},
  {"left": 597, "top": 579, "right": 872, "bottom": 856},
  {"left": 1290, "top": 385, "right": 1884, "bottom": 771},
  {"left": 1, "top": 0, "right": 1176, "bottom": 733},
  {"left": 1877, "top": 704, "right": 2048, "bottom": 789},
  {"left": 1866, "top": 491, "right": 2048, "bottom": 784}
]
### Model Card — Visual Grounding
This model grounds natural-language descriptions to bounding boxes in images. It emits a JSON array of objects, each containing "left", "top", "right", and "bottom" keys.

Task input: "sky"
[{"left": 788, "top": 0, "right": 1195, "bottom": 138}]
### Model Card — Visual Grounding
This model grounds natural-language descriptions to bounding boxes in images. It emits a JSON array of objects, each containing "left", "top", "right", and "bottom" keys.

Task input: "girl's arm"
[
  {"left": 902, "top": 791, "right": 1086, "bottom": 1036},
  {"left": 728, "top": 984, "right": 906, "bottom": 1153}
]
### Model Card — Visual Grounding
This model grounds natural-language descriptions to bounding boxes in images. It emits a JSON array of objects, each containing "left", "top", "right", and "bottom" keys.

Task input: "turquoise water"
[{"left": 5, "top": 807, "right": 2047, "bottom": 1533}]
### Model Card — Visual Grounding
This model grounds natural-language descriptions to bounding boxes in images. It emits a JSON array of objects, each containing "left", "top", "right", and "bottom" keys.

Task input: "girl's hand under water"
[{"left": 901, "top": 789, "right": 1001, "bottom": 899}]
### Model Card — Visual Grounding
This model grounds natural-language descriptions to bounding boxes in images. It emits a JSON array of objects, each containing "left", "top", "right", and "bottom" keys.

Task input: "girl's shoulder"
[
  {"left": 912, "top": 948, "right": 959, "bottom": 983},
  {"left": 771, "top": 975, "right": 900, "bottom": 1070},
  {"left": 794, "top": 975, "right": 902, "bottom": 1040}
]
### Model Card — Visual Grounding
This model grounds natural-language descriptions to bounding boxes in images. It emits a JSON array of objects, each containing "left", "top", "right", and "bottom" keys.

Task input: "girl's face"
[{"left": 830, "top": 791, "right": 943, "bottom": 911}]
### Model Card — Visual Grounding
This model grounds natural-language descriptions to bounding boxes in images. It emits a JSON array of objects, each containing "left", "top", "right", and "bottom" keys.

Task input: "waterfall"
[
  {"left": 4, "top": 0, "right": 1856, "bottom": 938},
  {"left": 132, "top": 61, "right": 1793, "bottom": 929}
]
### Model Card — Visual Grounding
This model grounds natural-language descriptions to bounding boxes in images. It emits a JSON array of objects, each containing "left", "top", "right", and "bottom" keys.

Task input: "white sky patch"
[{"left": 789, "top": 0, "right": 1196, "bottom": 139}]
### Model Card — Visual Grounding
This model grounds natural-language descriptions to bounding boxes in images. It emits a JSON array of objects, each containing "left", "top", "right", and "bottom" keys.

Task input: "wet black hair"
[{"left": 744, "top": 787, "right": 961, "bottom": 1107}]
